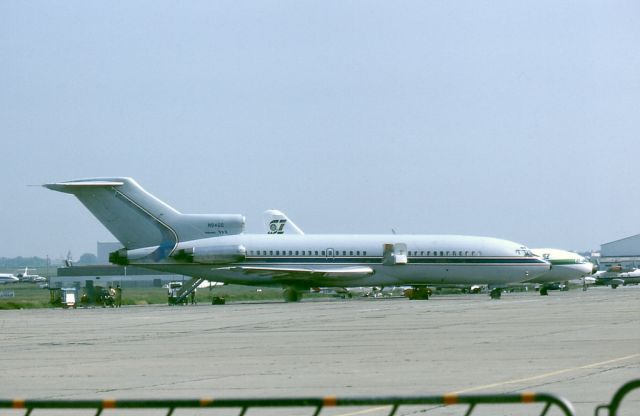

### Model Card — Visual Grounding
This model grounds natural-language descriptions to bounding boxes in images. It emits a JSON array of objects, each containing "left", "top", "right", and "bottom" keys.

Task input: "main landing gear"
[{"left": 406, "top": 286, "right": 432, "bottom": 300}]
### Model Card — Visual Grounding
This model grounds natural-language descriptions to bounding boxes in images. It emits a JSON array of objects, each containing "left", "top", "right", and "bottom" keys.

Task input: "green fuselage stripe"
[
  {"left": 244, "top": 257, "right": 545, "bottom": 265},
  {"left": 548, "top": 259, "right": 580, "bottom": 265}
]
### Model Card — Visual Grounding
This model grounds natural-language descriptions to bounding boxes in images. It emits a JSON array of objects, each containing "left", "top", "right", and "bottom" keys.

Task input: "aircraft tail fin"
[
  {"left": 44, "top": 178, "right": 245, "bottom": 251},
  {"left": 264, "top": 209, "right": 304, "bottom": 235}
]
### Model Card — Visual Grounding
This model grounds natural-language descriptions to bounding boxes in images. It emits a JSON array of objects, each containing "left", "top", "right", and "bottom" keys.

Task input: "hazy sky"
[{"left": 1, "top": 1, "right": 639, "bottom": 260}]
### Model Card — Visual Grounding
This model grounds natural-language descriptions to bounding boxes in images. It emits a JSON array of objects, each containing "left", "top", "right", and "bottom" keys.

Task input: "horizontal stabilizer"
[{"left": 44, "top": 180, "right": 125, "bottom": 191}]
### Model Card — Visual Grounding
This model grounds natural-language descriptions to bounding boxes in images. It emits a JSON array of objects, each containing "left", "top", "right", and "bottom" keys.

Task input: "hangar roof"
[{"left": 601, "top": 234, "right": 640, "bottom": 257}]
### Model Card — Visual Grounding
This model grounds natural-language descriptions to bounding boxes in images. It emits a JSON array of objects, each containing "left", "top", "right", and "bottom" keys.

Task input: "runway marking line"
[
  {"left": 450, "top": 353, "right": 640, "bottom": 394},
  {"left": 335, "top": 406, "right": 392, "bottom": 416},
  {"left": 334, "top": 353, "right": 640, "bottom": 416}
]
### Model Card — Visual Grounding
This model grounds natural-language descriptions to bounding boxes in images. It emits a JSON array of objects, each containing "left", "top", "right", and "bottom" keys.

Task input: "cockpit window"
[{"left": 516, "top": 247, "right": 534, "bottom": 257}]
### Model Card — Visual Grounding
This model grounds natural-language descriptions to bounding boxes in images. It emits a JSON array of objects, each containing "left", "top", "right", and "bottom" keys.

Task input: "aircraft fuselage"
[{"left": 132, "top": 233, "right": 550, "bottom": 288}]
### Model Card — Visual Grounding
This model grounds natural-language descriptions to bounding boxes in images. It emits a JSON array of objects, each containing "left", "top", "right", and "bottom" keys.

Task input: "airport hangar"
[
  {"left": 49, "top": 236, "right": 640, "bottom": 288},
  {"left": 597, "top": 233, "right": 640, "bottom": 270}
]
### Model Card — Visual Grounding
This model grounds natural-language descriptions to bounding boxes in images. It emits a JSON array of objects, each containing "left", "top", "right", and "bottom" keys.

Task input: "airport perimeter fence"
[
  {"left": 595, "top": 379, "right": 640, "bottom": 416},
  {"left": 0, "top": 391, "right": 576, "bottom": 416}
]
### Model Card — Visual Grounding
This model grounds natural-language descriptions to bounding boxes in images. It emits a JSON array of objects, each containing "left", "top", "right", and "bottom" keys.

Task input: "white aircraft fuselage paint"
[
  {"left": 133, "top": 234, "right": 549, "bottom": 288},
  {"left": 525, "top": 248, "right": 594, "bottom": 284},
  {"left": 44, "top": 177, "right": 550, "bottom": 290}
]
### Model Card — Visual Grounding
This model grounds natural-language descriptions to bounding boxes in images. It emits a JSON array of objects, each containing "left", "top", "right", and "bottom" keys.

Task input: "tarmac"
[{"left": 1, "top": 286, "right": 639, "bottom": 415}]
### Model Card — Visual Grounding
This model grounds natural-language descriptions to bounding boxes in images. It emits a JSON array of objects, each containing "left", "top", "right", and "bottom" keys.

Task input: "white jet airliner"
[
  {"left": 45, "top": 178, "right": 550, "bottom": 301},
  {"left": 527, "top": 248, "right": 594, "bottom": 281},
  {"left": 16, "top": 267, "right": 47, "bottom": 283},
  {"left": 519, "top": 248, "right": 595, "bottom": 294},
  {"left": 0, "top": 273, "right": 19, "bottom": 284}
]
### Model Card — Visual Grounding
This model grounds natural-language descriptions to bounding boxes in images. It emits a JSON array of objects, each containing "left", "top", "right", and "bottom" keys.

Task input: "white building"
[
  {"left": 51, "top": 265, "right": 188, "bottom": 289},
  {"left": 599, "top": 234, "right": 640, "bottom": 270}
]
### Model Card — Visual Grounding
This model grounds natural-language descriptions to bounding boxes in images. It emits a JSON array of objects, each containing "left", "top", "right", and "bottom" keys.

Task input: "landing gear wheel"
[
  {"left": 490, "top": 288, "right": 502, "bottom": 299},
  {"left": 540, "top": 287, "right": 549, "bottom": 296},
  {"left": 408, "top": 286, "right": 431, "bottom": 300}
]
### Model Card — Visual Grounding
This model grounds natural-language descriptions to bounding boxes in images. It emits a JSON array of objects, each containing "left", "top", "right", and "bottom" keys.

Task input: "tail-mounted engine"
[{"left": 172, "top": 245, "right": 246, "bottom": 264}]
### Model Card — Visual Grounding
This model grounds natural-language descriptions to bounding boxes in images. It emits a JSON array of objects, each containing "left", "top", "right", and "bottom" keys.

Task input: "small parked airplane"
[
  {"left": 0, "top": 273, "right": 19, "bottom": 284},
  {"left": 16, "top": 267, "right": 47, "bottom": 283},
  {"left": 45, "top": 177, "right": 550, "bottom": 301},
  {"left": 593, "top": 267, "right": 640, "bottom": 289}
]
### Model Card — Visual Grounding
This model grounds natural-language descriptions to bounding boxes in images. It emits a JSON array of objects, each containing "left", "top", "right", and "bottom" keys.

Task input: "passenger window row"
[
  {"left": 248, "top": 250, "right": 368, "bottom": 257},
  {"left": 246, "top": 250, "right": 482, "bottom": 257},
  {"left": 407, "top": 250, "right": 482, "bottom": 257}
]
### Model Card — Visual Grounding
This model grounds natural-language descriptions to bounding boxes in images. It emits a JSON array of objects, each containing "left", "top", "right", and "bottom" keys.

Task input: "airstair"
[{"left": 173, "top": 277, "right": 204, "bottom": 304}]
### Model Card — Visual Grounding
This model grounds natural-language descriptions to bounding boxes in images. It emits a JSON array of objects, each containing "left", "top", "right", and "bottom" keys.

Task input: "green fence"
[
  {"left": 596, "top": 379, "right": 640, "bottom": 416},
  {"left": 0, "top": 391, "right": 575, "bottom": 416}
]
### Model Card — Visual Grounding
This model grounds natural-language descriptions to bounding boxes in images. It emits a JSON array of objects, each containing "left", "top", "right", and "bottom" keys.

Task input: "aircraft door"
[
  {"left": 383, "top": 243, "right": 408, "bottom": 265},
  {"left": 326, "top": 248, "right": 334, "bottom": 262}
]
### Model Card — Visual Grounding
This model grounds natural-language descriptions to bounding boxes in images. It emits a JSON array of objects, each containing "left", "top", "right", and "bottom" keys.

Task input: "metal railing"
[
  {"left": 595, "top": 379, "right": 640, "bottom": 416},
  {"left": 0, "top": 391, "right": 575, "bottom": 416}
]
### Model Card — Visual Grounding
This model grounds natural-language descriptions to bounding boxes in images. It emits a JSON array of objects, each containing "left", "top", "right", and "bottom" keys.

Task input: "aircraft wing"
[{"left": 216, "top": 265, "right": 374, "bottom": 281}]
